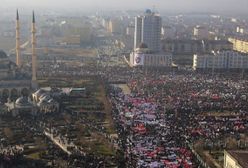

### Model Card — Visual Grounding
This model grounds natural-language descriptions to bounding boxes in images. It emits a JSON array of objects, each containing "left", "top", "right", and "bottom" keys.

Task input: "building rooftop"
[
  {"left": 228, "top": 150, "right": 248, "bottom": 168},
  {"left": 229, "top": 36, "right": 248, "bottom": 42}
]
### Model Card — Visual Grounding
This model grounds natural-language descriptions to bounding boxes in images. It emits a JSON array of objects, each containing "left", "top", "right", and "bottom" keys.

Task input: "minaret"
[
  {"left": 16, "top": 9, "right": 21, "bottom": 67},
  {"left": 31, "top": 11, "right": 37, "bottom": 81}
]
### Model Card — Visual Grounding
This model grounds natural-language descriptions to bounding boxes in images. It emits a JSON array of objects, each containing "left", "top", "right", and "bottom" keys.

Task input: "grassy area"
[
  {"left": 27, "top": 152, "right": 41, "bottom": 160},
  {"left": 3, "top": 127, "right": 13, "bottom": 139},
  {"left": 97, "top": 84, "right": 116, "bottom": 134},
  {"left": 202, "top": 151, "right": 222, "bottom": 168},
  {"left": 94, "top": 144, "right": 115, "bottom": 156},
  {"left": 38, "top": 78, "right": 90, "bottom": 88},
  {"left": 210, "top": 151, "right": 224, "bottom": 167},
  {"left": 76, "top": 134, "right": 115, "bottom": 156},
  {"left": 38, "top": 77, "right": 117, "bottom": 157}
]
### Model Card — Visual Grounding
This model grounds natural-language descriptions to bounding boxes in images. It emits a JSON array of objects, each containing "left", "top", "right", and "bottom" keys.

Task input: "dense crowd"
[
  {"left": 107, "top": 69, "right": 248, "bottom": 167},
  {"left": 2, "top": 61, "right": 248, "bottom": 167}
]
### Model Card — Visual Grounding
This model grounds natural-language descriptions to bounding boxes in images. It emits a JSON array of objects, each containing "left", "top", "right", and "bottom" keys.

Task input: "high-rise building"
[{"left": 134, "top": 9, "right": 162, "bottom": 53}]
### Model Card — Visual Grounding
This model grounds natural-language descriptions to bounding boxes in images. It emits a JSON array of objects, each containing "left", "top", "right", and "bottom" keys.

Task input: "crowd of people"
[
  {"left": 110, "top": 85, "right": 196, "bottom": 167},
  {"left": 2, "top": 59, "right": 248, "bottom": 167},
  {"left": 107, "top": 69, "right": 248, "bottom": 168},
  {"left": 0, "top": 145, "right": 24, "bottom": 163},
  {"left": 40, "top": 63, "right": 248, "bottom": 167}
]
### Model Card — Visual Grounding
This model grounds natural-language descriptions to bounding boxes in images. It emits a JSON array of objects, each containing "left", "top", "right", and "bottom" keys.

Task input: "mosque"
[
  {"left": 1, "top": 11, "right": 60, "bottom": 116},
  {"left": 0, "top": 10, "right": 44, "bottom": 116},
  {"left": 0, "top": 10, "right": 38, "bottom": 104}
]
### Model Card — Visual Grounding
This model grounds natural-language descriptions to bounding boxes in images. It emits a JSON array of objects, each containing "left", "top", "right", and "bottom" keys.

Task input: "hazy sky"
[{"left": 2, "top": 0, "right": 248, "bottom": 13}]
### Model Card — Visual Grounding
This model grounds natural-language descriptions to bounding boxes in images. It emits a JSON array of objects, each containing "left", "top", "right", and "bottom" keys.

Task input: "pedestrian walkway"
[{"left": 44, "top": 131, "right": 72, "bottom": 155}]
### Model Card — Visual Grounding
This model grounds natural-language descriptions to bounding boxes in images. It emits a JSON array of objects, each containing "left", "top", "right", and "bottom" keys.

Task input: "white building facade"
[
  {"left": 130, "top": 47, "right": 172, "bottom": 67},
  {"left": 193, "top": 50, "right": 248, "bottom": 70}
]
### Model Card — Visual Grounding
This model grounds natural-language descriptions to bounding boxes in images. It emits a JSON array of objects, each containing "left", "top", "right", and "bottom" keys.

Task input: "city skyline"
[{"left": 1, "top": 0, "right": 248, "bottom": 14}]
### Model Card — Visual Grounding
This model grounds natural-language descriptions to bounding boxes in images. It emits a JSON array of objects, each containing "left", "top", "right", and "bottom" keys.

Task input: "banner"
[{"left": 133, "top": 53, "right": 144, "bottom": 66}]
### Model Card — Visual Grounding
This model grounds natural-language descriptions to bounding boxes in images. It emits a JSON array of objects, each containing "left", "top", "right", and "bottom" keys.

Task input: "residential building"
[{"left": 228, "top": 37, "right": 248, "bottom": 53}]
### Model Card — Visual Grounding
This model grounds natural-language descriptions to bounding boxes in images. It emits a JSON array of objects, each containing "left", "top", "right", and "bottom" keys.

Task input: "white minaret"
[
  {"left": 16, "top": 9, "right": 21, "bottom": 67},
  {"left": 31, "top": 11, "right": 37, "bottom": 81}
]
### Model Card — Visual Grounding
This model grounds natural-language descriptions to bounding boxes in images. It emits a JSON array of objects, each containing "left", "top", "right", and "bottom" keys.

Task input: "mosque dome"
[
  {"left": 15, "top": 97, "right": 32, "bottom": 106},
  {"left": 0, "top": 50, "right": 8, "bottom": 59},
  {"left": 38, "top": 99, "right": 47, "bottom": 106},
  {"left": 38, "top": 96, "right": 51, "bottom": 106},
  {"left": 39, "top": 93, "right": 50, "bottom": 101},
  {"left": 33, "top": 89, "right": 46, "bottom": 98}
]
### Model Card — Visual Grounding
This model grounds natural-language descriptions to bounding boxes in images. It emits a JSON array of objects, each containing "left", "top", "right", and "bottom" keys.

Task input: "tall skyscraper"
[{"left": 134, "top": 10, "right": 162, "bottom": 53}]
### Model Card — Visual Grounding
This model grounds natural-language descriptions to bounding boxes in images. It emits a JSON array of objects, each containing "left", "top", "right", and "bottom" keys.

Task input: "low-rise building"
[
  {"left": 193, "top": 50, "right": 248, "bottom": 70},
  {"left": 228, "top": 37, "right": 248, "bottom": 54},
  {"left": 130, "top": 43, "right": 172, "bottom": 67},
  {"left": 32, "top": 89, "right": 59, "bottom": 113}
]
